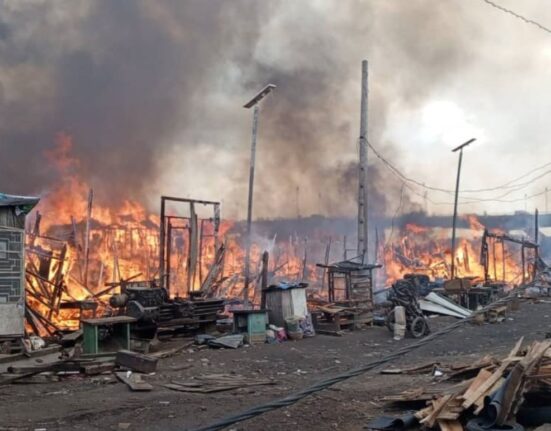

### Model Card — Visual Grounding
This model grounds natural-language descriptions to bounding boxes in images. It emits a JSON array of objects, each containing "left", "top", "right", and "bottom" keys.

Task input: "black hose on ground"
[{"left": 190, "top": 293, "right": 520, "bottom": 431}]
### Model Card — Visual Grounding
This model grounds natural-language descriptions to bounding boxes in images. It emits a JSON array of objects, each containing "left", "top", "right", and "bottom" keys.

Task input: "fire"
[
  {"left": 381, "top": 215, "right": 526, "bottom": 286},
  {"left": 25, "top": 136, "right": 534, "bottom": 337},
  {"left": 25, "top": 135, "right": 326, "bottom": 334}
]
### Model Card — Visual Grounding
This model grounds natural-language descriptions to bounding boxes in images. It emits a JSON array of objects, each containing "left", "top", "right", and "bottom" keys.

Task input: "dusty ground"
[{"left": 1, "top": 299, "right": 550, "bottom": 431}]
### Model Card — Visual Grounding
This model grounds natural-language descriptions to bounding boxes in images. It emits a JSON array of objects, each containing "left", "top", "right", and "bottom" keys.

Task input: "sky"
[{"left": 0, "top": 0, "right": 550, "bottom": 220}]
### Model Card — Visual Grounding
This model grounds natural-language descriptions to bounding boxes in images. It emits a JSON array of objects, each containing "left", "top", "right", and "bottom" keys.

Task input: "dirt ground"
[{"left": 1, "top": 299, "right": 550, "bottom": 431}]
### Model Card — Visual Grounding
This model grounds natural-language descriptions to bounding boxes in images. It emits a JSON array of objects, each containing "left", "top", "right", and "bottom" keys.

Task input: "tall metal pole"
[
  {"left": 242, "top": 84, "right": 275, "bottom": 304},
  {"left": 357, "top": 59, "right": 369, "bottom": 262},
  {"left": 450, "top": 138, "right": 475, "bottom": 279},
  {"left": 243, "top": 105, "right": 259, "bottom": 303},
  {"left": 450, "top": 150, "right": 463, "bottom": 279}
]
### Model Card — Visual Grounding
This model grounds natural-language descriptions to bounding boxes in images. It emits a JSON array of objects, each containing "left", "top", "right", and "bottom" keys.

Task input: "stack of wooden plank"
[
  {"left": 312, "top": 301, "right": 373, "bottom": 335},
  {"left": 381, "top": 337, "right": 551, "bottom": 430}
]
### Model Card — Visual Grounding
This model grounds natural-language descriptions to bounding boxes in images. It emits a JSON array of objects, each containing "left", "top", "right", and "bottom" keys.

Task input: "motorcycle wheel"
[
  {"left": 410, "top": 316, "right": 428, "bottom": 338},
  {"left": 385, "top": 311, "right": 395, "bottom": 333}
]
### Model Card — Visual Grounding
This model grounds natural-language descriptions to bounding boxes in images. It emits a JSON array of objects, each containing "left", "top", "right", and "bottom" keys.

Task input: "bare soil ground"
[{"left": 1, "top": 299, "right": 550, "bottom": 431}]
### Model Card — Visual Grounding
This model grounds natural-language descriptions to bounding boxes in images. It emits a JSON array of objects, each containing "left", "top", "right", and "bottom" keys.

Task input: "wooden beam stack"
[{"left": 383, "top": 337, "right": 551, "bottom": 430}]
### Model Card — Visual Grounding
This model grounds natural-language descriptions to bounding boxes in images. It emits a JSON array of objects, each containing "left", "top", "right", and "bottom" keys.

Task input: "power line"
[
  {"left": 481, "top": 0, "right": 551, "bottom": 35},
  {"left": 367, "top": 140, "right": 551, "bottom": 200},
  {"left": 365, "top": 140, "right": 549, "bottom": 208}
]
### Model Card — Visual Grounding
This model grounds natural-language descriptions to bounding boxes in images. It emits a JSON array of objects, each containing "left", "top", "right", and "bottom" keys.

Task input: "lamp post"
[
  {"left": 450, "top": 138, "right": 476, "bottom": 279},
  {"left": 242, "top": 84, "right": 276, "bottom": 305}
]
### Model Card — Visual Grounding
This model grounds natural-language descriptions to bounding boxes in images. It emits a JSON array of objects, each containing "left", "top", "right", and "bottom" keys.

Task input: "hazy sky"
[{"left": 1, "top": 0, "right": 550, "bottom": 220}]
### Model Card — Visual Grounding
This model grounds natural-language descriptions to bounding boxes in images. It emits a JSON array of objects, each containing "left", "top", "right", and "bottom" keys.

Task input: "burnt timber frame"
[
  {"left": 480, "top": 229, "right": 539, "bottom": 285},
  {"left": 159, "top": 196, "right": 220, "bottom": 297},
  {"left": 316, "top": 260, "right": 381, "bottom": 304}
]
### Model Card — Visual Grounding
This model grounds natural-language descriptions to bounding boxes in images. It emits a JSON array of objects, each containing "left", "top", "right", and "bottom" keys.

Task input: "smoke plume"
[{"left": 2, "top": 0, "right": 540, "bottom": 219}]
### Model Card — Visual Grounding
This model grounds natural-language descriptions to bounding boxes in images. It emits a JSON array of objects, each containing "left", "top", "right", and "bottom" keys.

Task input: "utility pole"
[
  {"left": 242, "top": 84, "right": 276, "bottom": 304},
  {"left": 524, "top": 194, "right": 528, "bottom": 212},
  {"left": 546, "top": 187, "right": 549, "bottom": 213},
  {"left": 357, "top": 59, "right": 369, "bottom": 263},
  {"left": 450, "top": 138, "right": 476, "bottom": 279}
]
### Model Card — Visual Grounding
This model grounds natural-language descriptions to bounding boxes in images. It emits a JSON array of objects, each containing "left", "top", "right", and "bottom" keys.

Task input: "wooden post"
[
  {"left": 166, "top": 221, "right": 173, "bottom": 296},
  {"left": 70, "top": 215, "right": 83, "bottom": 281},
  {"left": 343, "top": 235, "right": 347, "bottom": 260},
  {"left": 375, "top": 227, "right": 379, "bottom": 262},
  {"left": 502, "top": 240, "right": 506, "bottom": 282},
  {"left": 187, "top": 203, "right": 198, "bottom": 294},
  {"left": 97, "top": 261, "right": 104, "bottom": 290},
  {"left": 492, "top": 238, "right": 497, "bottom": 281},
  {"left": 197, "top": 219, "right": 206, "bottom": 288},
  {"left": 83, "top": 188, "right": 93, "bottom": 287},
  {"left": 321, "top": 238, "right": 332, "bottom": 290},
  {"left": 31, "top": 211, "right": 41, "bottom": 247},
  {"left": 260, "top": 251, "right": 269, "bottom": 309},
  {"left": 112, "top": 241, "right": 121, "bottom": 284},
  {"left": 301, "top": 237, "right": 308, "bottom": 281},
  {"left": 521, "top": 245, "right": 525, "bottom": 285},
  {"left": 159, "top": 197, "right": 166, "bottom": 288}
]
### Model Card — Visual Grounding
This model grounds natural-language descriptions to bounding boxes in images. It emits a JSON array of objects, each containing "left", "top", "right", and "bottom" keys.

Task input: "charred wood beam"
[{"left": 485, "top": 231, "right": 538, "bottom": 248}]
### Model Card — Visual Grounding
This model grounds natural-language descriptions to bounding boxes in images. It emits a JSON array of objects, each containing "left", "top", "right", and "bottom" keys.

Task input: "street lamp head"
[
  {"left": 243, "top": 84, "right": 276, "bottom": 109},
  {"left": 452, "top": 138, "right": 476, "bottom": 153}
]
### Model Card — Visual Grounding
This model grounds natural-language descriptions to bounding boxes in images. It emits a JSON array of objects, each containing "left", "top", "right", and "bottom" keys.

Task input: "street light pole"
[
  {"left": 242, "top": 84, "right": 276, "bottom": 305},
  {"left": 450, "top": 138, "right": 476, "bottom": 279}
]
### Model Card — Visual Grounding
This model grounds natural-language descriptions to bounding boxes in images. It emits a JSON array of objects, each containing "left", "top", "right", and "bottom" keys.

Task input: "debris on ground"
[
  {"left": 374, "top": 337, "right": 551, "bottom": 430},
  {"left": 163, "top": 373, "right": 276, "bottom": 394}
]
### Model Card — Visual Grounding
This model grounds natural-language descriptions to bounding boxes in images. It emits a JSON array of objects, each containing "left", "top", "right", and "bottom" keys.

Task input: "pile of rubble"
[{"left": 372, "top": 337, "right": 551, "bottom": 431}]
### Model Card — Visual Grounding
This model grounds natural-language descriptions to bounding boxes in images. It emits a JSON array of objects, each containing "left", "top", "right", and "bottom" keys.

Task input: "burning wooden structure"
[
  {"left": 480, "top": 228, "right": 539, "bottom": 285},
  {"left": 158, "top": 196, "right": 222, "bottom": 297}
]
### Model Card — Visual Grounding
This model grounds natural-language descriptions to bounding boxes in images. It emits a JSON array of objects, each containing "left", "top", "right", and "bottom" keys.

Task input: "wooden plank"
[
  {"left": 462, "top": 364, "right": 505, "bottom": 410},
  {"left": 438, "top": 419, "right": 463, "bottom": 431},
  {"left": 462, "top": 369, "right": 493, "bottom": 401},
  {"left": 420, "top": 394, "right": 453, "bottom": 428},
  {"left": 82, "top": 362, "right": 115, "bottom": 375},
  {"left": 462, "top": 338, "right": 525, "bottom": 410},
  {"left": 506, "top": 340, "right": 551, "bottom": 420},
  {"left": 509, "top": 336, "right": 525, "bottom": 358},
  {"left": 116, "top": 350, "right": 158, "bottom": 373},
  {"left": 0, "top": 372, "right": 38, "bottom": 385},
  {"left": 115, "top": 371, "right": 152, "bottom": 391},
  {"left": 381, "top": 362, "right": 437, "bottom": 375}
]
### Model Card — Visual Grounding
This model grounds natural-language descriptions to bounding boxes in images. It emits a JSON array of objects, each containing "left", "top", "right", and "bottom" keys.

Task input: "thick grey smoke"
[
  {"left": 0, "top": 0, "right": 263, "bottom": 204},
  {"left": 2, "top": 0, "right": 544, "bottom": 219}
]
